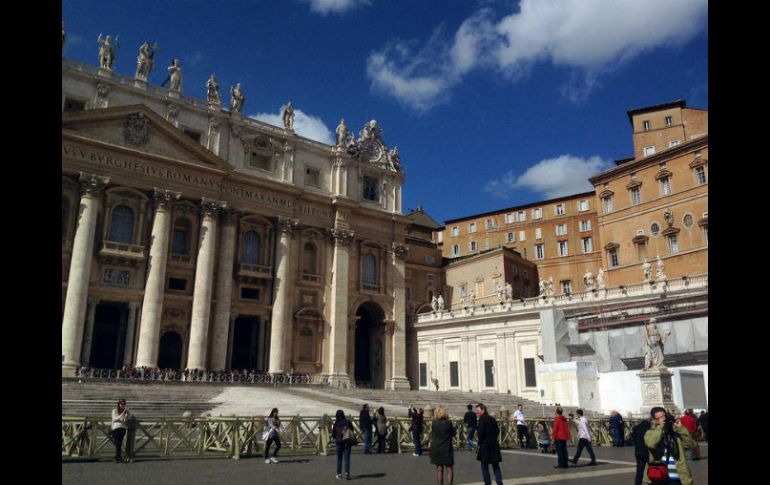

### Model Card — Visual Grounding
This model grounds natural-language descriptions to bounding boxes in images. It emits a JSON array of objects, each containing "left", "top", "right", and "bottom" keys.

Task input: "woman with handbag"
[
  {"left": 110, "top": 399, "right": 130, "bottom": 463},
  {"left": 644, "top": 407, "right": 696, "bottom": 484},
  {"left": 264, "top": 408, "right": 282, "bottom": 464},
  {"left": 333, "top": 409, "right": 355, "bottom": 480}
]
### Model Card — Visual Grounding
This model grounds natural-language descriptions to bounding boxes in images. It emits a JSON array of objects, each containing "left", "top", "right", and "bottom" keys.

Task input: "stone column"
[
  {"left": 496, "top": 332, "right": 510, "bottom": 394},
  {"left": 135, "top": 188, "right": 181, "bottom": 368},
  {"left": 327, "top": 227, "right": 354, "bottom": 387},
  {"left": 209, "top": 210, "right": 238, "bottom": 371},
  {"left": 123, "top": 302, "right": 140, "bottom": 366},
  {"left": 61, "top": 173, "right": 109, "bottom": 376},
  {"left": 187, "top": 198, "right": 226, "bottom": 370},
  {"left": 268, "top": 217, "right": 299, "bottom": 373},
  {"left": 388, "top": 243, "right": 411, "bottom": 389},
  {"left": 80, "top": 298, "right": 100, "bottom": 366}
]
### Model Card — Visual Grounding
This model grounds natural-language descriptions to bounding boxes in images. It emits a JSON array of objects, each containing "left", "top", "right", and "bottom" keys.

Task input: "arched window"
[
  {"left": 242, "top": 231, "right": 261, "bottom": 265},
  {"left": 108, "top": 205, "right": 135, "bottom": 243},
  {"left": 303, "top": 242, "right": 317, "bottom": 274},
  {"left": 62, "top": 196, "right": 70, "bottom": 240},
  {"left": 172, "top": 218, "right": 191, "bottom": 255},
  {"left": 363, "top": 254, "right": 377, "bottom": 286}
]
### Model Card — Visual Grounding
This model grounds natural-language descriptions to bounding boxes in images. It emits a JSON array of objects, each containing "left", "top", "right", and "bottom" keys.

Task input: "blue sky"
[{"left": 62, "top": 0, "right": 708, "bottom": 224}]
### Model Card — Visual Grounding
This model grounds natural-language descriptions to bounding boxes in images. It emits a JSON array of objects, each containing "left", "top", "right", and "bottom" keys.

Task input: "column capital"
[
  {"left": 391, "top": 242, "right": 409, "bottom": 259},
  {"left": 277, "top": 216, "right": 300, "bottom": 235},
  {"left": 330, "top": 227, "right": 355, "bottom": 246},
  {"left": 128, "top": 301, "right": 140, "bottom": 311},
  {"left": 153, "top": 187, "right": 182, "bottom": 210},
  {"left": 78, "top": 173, "right": 110, "bottom": 197},
  {"left": 200, "top": 197, "right": 227, "bottom": 218},
  {"left": 87, "top": 297, "right": 100, "bottom": 307}
]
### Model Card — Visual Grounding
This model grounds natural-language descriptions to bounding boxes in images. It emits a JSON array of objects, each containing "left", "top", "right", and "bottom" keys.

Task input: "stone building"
[{"left": 61, "top": 56, "right": 410, "bottom": 390}]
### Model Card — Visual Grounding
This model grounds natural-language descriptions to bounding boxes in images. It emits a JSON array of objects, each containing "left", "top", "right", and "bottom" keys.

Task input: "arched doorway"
[
  {"left": 90, "top": 303, "right": 127, "bottom": 369},
  {"left": 354, "top": 302, "right": 386, "bottom": 388},
  {"left": 230, "top": 316, "right": 260, "bottom": 370},
  {"left": 158, "top": 331, "right": 183, "bottom": 369}
]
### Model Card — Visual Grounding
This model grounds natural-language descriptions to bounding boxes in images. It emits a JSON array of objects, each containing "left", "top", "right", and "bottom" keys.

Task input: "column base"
[
  {"left": 328, "top": 374, "right": 352, "bottom": 390},
  {"left": 387, "top": 376, "right": 411, "bottom": 391},
  {"left": 61, "top": 363, "right": 79, "bottom": 378}
]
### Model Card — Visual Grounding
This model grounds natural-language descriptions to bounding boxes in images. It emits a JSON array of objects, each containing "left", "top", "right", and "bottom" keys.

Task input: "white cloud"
[
  {"left": 483, "top": 155, "right": 613, "bottom": 199},
  {"left": 305, "top": 0, "right": 370, "bottom": 15},
  {"left": 250, "top": 105, "right": 334, "bottom": 145},
  {"left": 368, "top": 0, "right": 707, "bottom": 111}
]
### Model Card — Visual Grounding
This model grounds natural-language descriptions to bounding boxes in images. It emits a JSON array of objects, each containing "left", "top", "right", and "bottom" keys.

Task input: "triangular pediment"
[{"left": 62, "top": 104, "right": 230, "bottom": 172}]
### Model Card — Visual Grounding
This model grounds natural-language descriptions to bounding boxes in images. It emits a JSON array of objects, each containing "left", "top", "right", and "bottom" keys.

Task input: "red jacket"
[
  {"left": 680, "top": 415, "right": 698, "bottom": 436},
  {"left": 552, "top": 415, "right": 570, "bottom": 441}
]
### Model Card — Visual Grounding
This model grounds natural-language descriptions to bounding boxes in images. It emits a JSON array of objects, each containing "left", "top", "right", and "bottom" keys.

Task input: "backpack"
[{"left": 341, "top": 423, "right": 357, "bottom": 445}]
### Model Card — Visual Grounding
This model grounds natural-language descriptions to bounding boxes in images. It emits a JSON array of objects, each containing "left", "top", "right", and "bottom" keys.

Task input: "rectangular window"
[
  {"left": 695, "top": 166, "right": 706, "bottom": 185},
  {"left": 524, "top": 358, "right": 537, "bottom": 387},
  {"left": 459, "top": 285, "right": 467, "bottom": 298},
  {"left": 469, "top": 241, "right": 477, "bottom": 251},
  {"left": 485, "top": 219, "right": 495, "bottom": 229},
  {"left": 452, "top": 244, "right": 460, "bottom": 256},
  {"left": 667, "top": 234, "right": 679, "bottom": 254},
  {"left": 249, "top": 152, "right": 272, "bottom": 170},
  {"left": 555, "top": 224, "right": 567, "bottom": 236},
  {"left": 183, "top": 128, "right": 202, "bottom": 143},
  {"left": 555, "top": 203, "right": 566, "bottom": 215},
  {"left": 643, "top": 120, "right": 651, "bottom": 131},
  {"left": 582, "top": 237, "right": 593, "bottom": 253},
  {"left": 436, "top": 231, "right": 443, "bottom": 243},
  {"left": 363, "top": 176, "right": 379, "bottom": 201},
  {"left": 449, "top": 361, "right": 459, "bottom": 387},
  {"left": 517, "top": 210, "right": 526, "bottom": 222},
  {"left": 168, "top": 277, "right": 187, "bottom": 291},
  {"left": 644, "top": 146, "right": 656, "bottom": 157},
  {"left": 580, "top": 220, "right": 592, "bottom": 232},
  {"left": 665, "top": 116, "right": 673, "bottom": 127},
  {"left": 305, "top": 167, "right": 320, "bottom": 187},
  {"left": 578, "top": 200, "right": 589, "bottom": 211},
  {"left": 631, "top": 187, "right": 641, "bottom": 205},
  {"left": 561, "top": 280, "right": 572, "bottom": 295},
  {"left": 660, "top": 177, "right": 672, "bottom": 196},
  {"left": 484, "top": 360, "right": 494, "bottom": 387},
  {"left": 506, "top": 232, "right": 515, "bottom": 243},
  {"left": 603, "top": 196, "right": 613, "bottom": 214},
  {"left": 505, "top": 213, "right": 514, "bottom": 224},
  {"left": 419, "top": 363, "right": 427, "bottom": 387},
  {"left": 558, "top": 240, "right": 568, "bottom": 257},
  {"left": 609, "top": 248, "right": 619, "bottom": 267},
  {"left": 63, "top": 97, "right": 86, "bottom": 112},
  {"left": 518, "top": 230, "right": 526, "bottom": 242},
  {"left": 451, "top": 226, "right": 459, "bottom": 237},
  {"left": 427, "top": 273, "right": 435, "bottom": 283},
  {"left": 241, "top": 287, "right": 260, "bottom": 300},
  {"left": 535, "top": 244, "right": 545, "bottom": 260},
  {"left": 669, "top": 140, "right": 681, "bottom": 147},
  {"left": 535, "top": 227, "right": 542, "bottom": 239},
  {"left": 468, "top": 222, "right": 477, "bottom": 233},
  {"left": 532, "top": 208, "right": 542, "bottom": 219}
]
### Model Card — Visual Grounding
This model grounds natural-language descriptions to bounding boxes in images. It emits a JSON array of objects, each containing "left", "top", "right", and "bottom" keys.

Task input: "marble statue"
[
  {"left": 135, "top": 41, "right": 156, "bottom": 80},
  {"left": 97, "top": 34, "right": 116, "bottom": 69},
  {"left": 504, "top": 282, "right": 513, "bottom": 302},
  {"left": 664, "top": 208, "right": 674, "bottom": 227},
  {"left": 656, "top": 256, "right": 666, "bottom": 282},
  {"left": 168, "top": 59, "right": 182, "bottom": 93},
  {"left": 437, "top": 295, "right": 445, "bottom": 311},
  {"left": 497, "top": 286, "right": 504, "bottom": 303},
  {"left": 597, "top": 267, "right": 606, "bottom": 289},
  {"left": 206, "top": 74, "right": 221, "bottom": 105},
  {"left": 547, "top": 276, "right": 555, "bottom": 297},
  {"left": 230, "top": 83, "right": 245, "bottom": 113},
  {"left": 643, "top": 318, "right": 671, "bottom": 370},
  {"left": 583, "top": 270, "right": 595, "bottom": 290},
  {"left": 335, "top": 119, "right": 348, "bottom": 147},
  {"left": 431, "top": 372, "right": 439, "bottom": 392},
  {"left": 282, "top": 101, "right": 295, "bottom": 129},
  {"left": 431, "top": 295, "right": 438, "bottom": 312},
  {"left": 539, "top": 278, "right": 547, "bottom": 297},
  {"left": 643, "top": 259, "right": 652, "bottom": 282}
]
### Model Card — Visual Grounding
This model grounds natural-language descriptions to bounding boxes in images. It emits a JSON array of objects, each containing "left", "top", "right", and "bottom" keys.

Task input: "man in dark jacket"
[
  {"left": 608, "top": 410, "right": 624, "bottom": 447},
  {"left": 408, "top": 405, "right": 424, "bottom": 456},
  {"left": 631, "top": 417, "right": 652, "bottom": 485},
  {"left": 464, "top": 404, "right": 478, "bottom": 451},
  {"left": 359, "top": 404, "right": 373, "bottom": 454},
  {"left": 475, "top": 403, "right": 503, "bottom": 485},
  {"left": 697, "top": 409, "right": 708, "bottom": 442},
  {"left": 552, "top": 407, "right": 571, "bottom": 468}
]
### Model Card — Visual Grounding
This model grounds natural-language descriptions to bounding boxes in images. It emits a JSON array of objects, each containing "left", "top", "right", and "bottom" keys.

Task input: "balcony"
[
  {"left": 237, "top": 263, "right": 272, "bottom": 279},
  {"left": 301, "top": 273, "right": 323, "bottom": 284},
  {"left": 99, "top": 241, "right": 145, "bottom": 263},
  {"left": 169, "top": 253, "right": 192, "bottom": 264}
]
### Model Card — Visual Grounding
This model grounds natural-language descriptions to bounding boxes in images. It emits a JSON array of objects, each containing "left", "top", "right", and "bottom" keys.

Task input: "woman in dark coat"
[
  {"left": 475, "top": 403, "right": 503, "bottom": 485},
  {"left": 430, "top": 406, "right": 456, "bottom": 485},
  {"left": 332, "top": 409, "right": 353, "bottom": 480}
]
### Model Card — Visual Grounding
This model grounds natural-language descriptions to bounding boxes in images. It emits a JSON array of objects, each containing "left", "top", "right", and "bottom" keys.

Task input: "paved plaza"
[{"left": 63, "top": 443, "right": 707, "bottom": 485}]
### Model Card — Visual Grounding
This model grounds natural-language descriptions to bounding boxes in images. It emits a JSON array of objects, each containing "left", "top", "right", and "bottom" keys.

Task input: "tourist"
[
  {"left": 408, "top": 405, "right": 424, "bottom": 456},
  {"left": 569, "top": 409, "right": 597, "bottom": 466},
  {"left": 697, "top": 409, "right": 708, "bottom": 442},
  {"left": 535, "top": 421, "right": 551, "bottom": 453},
  {"left": 264, "top": 408, "right": 282, "bottom": 463},
  {"left": 552, "top": 407, "right": 570, "bottom": 468},
  {"left": 609, "top": 410, "right": 625, "bottom": 447},
  {"left": 430, "top": 406, "right": 456, "bottom": 485},
  {"left": 110, "top": 399, "right": 130, "bottom": 463},
  {"left": 632, "top": 416, "right": 652, "bottom": 485},
  {"left": 644, "top": 407, "right": 696, "bottom": 485},
  {"left": 360, "top": 404, "right": 373, "bottom": 454},
  {"left": 333, "top": 409, "right": 354, "bottom": 480},
  {"left": 463, "top": 404, "right": 478, "bottom": 451},
  {"left": 475, "top": 403, "right": 503, "bottom": 485},
  {"left": 512, "top": 404, "right": 528, "bottom": 449},
  {"left": 679, "top": 409, "right": 700, "bottom": 460},
  {"left": 374, "top": 407, "right": 388, "bottom": 453}
]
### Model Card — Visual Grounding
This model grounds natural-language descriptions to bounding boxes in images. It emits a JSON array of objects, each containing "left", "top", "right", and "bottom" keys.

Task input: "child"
[{"left": 535, "top": 421, "right": 551, "bottom": 454}]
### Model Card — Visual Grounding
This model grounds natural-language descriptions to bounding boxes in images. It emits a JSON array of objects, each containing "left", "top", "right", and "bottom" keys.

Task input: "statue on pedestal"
[
  {"left": 504, "top": 282, "right": 513, "bottom": 302},
  {"left": 643, "top": 318, "right": 671, "bottom": 370},
  {"left": 656, "top": 256, "right": 667, "bottom": 282},
  {"left": 643, "top": 259, "right": 652, "bottom": 282},
  {"left": 335, "top": 119, "right": 348, "bottom": 147},
  {"left": 135, "top": 41, "right": 157, "bottom": 80},
  {"left": 539, "top": 278, "right": 547, "bottom": 297},
  {"left": 97, "top": 34, "right": 117, "bottom": 69},
  {"left": 583, "top": 270, "right": 595, "bottom": 290},
  {"left": 230, "top": 83, "right": 245, "bottom": 113},
  {"left": 282, "top": 101, "right": 295, "bottom": 130},
  {"left": 597, "top": 268, "right": 606, "bottom": 289},
  {"left": 547, "top": 276, "right": 555, "bottom": 297},
  {"left": 437, "top": 295, "right": 445, "bottom": 311},
  {"left": 206, "top": 74, "right": 221, "bottom": 106},
  {"left": 664, "top": 208, "right": 675, "bottom": 228},
  {"left": 430, "top": 296, "right": 438, "bottom": 312},
  {"left": 470, "top": 291, "right": 476, "bottom": 307},
  {"left": 168, "top": 59, "right": 183, "bottom": 93},
  {"left": 497, "top": 285, "right": 504, "bottom": 303}
]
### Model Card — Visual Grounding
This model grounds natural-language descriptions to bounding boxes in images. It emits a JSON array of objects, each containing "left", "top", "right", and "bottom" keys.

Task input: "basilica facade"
[{"left": 61, "top": 56, "right": 412, "bottom": 390}]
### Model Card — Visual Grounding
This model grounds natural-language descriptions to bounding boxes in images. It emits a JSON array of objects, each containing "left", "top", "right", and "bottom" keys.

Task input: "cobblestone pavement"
[{"left": 63, "top": 444, "right": 708, "bottom": 485}]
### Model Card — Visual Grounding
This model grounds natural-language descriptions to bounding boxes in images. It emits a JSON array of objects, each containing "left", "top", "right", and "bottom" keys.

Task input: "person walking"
[
  {"left": 631, "top": 416, "right": 652, "bottom": 485},
  {"left": 679, "top": 409, "right": 700, "bottom": 460},
  {"left": 552, "top": 407, "right": 571, "bottom": 469},
  {"left": 264, "top": 408, "right": 282, "bottom": 464},
  {"left": 644, "top": 407, "right": 696, "bottom": 485},
  {"left": 360, "top": 403, "right": 373, "bottom": 454},
  {"left": 609, "top": 410, "right": 625, "bottom": 447},
  {"left": 409, "top": 405, "right": 425, "bottom": 456},
  {"left": 569, "top": 409, "right": 597, "bottom": 466},
  {"left": 110, "top": 399, "right": 130, "bottom": 463},
  {"left": 463, "top": 404, "right": 478, "bottom": 451},
  {"left": 333, "top": 409, "right": 354, "bottom": 480},
  {"left": 476, "top": 403, "right": 503, "bottom": 485},
  {"left": 430, "top": 406, "right": 456, "bottom": 485},
  {"left": 374, "top": 407, "right": 388, "bottom": 453},
  {"left": 512, "top": 404, "right": 528, "bottom": 449}
]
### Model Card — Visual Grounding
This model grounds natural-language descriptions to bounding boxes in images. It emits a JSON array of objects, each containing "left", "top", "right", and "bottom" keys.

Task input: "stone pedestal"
[
  {"left": 97, "top": 68, "right": 112, "bottom": 78},
  {"left": 168, "top": 90, "right": 181, "bottom": 99},
  {"left": 133, "top": 78, "right": 148, "bottom": 90},
  {"left": 638, "top": 367, "right": 678, "bottom": 414}
]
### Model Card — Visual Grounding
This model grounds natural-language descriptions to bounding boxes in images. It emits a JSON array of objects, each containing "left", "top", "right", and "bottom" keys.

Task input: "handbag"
[{"left": 646, "top": 462, "right": 669, "bottom": 483}]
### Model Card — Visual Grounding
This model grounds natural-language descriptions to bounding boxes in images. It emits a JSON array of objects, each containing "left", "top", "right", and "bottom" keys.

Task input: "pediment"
[{"left": 62, "top": 104, "right": 230, "bottom": 172}]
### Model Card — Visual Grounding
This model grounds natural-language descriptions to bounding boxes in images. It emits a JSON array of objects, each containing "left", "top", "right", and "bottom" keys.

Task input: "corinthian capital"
[
  {"left": 78, "top": 173, "right": 110, "bottom": 197},
  {"left": 331, "top": 227, "right": 355, "bottom": 246},
  {"left": 200, "top": 197, "right": 227, "bottom": 218},
  {"left": 392, "top": 242, "right": 409, "bottom": 259},
  {"left": 277, "top": 216, "right": 300, "bottom": 235},
  {"left": 152, "top": 187, "right": 182, "bottom": 211}
]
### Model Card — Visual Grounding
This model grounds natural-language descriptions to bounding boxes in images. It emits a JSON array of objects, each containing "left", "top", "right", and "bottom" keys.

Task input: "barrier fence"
[{"left": 64, "top": 414, "right": 677, "bottom": 461}]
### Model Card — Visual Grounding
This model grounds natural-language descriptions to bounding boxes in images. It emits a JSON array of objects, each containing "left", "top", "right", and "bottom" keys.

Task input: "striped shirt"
[{"left": 662, "top": 448, "right": 681, "bottom": 483}]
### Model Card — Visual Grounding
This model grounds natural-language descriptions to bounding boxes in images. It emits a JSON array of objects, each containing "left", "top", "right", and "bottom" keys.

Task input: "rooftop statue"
[
  {"left": 168, "top": 59, "right": 183, "bottom": 93},
  {"left": 97, "top": 34, "right": 117, "bottom": 70},
  {"left": 135, "top": 41, "right": 157, "bottom": 81},
  {"left": 230, "top": 83, "right": 245, "bottom": 113},
  {"left": 282, "top": 101, "right": 295, "bottom": 130},
  {"left": 206, "top": 74, "right": 221, "bottom": 106}
]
